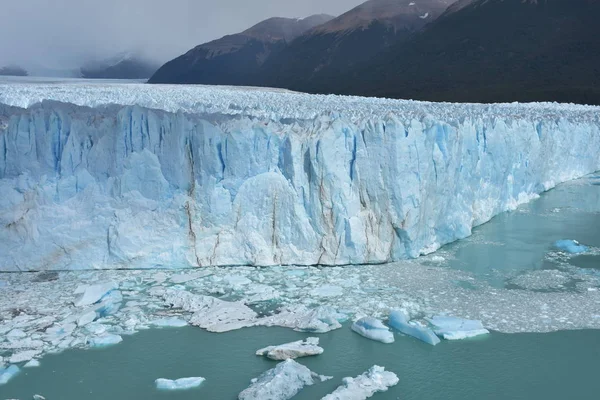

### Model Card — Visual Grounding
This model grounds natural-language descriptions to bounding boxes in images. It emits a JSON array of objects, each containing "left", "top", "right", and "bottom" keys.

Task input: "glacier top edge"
[{"left": 0, "top": 79, "right": 599, "bottom": 124}]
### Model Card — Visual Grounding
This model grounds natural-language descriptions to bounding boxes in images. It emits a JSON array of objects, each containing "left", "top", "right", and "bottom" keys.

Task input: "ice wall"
[{"left": 1, "top": 86, "right": 599, "bottom": 271}]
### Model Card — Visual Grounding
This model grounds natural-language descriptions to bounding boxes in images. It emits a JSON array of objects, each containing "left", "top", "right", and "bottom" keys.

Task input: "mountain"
[
  {"left": 149, "top": 14, "right": 334, "bottom": 85},
  {"left": 328, "top": 0, "right": 600, "bottom": 104},
  {"left": 0, "top": 65, "right": 28, "bottom": 76},
  {"left": 81, "top": 53, "right": 161, "bottom": 80},
  {"left": 258, "top": 0, "right": 455, "bottom": 91}
]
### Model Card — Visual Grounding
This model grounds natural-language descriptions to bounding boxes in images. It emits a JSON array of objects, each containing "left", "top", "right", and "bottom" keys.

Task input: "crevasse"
[{"left": 1, "top": 86, "right": 599, "bottom": 271}]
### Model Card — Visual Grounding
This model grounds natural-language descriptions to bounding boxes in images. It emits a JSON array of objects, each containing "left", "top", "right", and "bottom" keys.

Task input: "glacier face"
[{"left": 1, "top": 82, "right": 599, "bottom": 271}]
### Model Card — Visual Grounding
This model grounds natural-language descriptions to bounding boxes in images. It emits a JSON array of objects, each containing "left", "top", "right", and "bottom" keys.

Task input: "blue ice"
[
  {"left": 351, "top": 317, "right": 394, "bottom": 344},
  {"left": 388, "top": 311, "right": 440, "bottom": 346},
  {"left": 554, "top": 240, "right": 589, "bottom": 254},
  {"left": 0, "top": 365, "right": 20, "bottom": 385}
]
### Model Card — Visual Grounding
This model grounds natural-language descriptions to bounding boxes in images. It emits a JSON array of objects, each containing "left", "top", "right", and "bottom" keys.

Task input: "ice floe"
[
  {"left": 427, "top": 316, "right": 489, "bottom": 340},
  {"left": 74, "top": 282, "right": 118, "bottom": 307},
  {"left": 554, "top": 240, "right": 589, "bottom": 254},
  {"left": 351, "top": 317, "right": 394, "bottom": 343},
  {"left": 0, "top": 365, "right": 20, "bottom": 385},
  {"left": 87, "top": 334, "right": 123, "bottom": 347},
  {"left": 238, "top": 359, "right": 329, "bottom": 400},
  {"left": 151, "top": 317, "right": 188, "bottom": 328},
  {"left": 256, "top": 337, "right": 323, "bottom": 360},
  {"left": 322, "top": 365, "right": 399, "bottom": 400},
  {"left": 388, "top": 311, "right": 440, "bottom": 346},
  {"left": 155, "top": 376, "right": 205, "bottom": 390}
]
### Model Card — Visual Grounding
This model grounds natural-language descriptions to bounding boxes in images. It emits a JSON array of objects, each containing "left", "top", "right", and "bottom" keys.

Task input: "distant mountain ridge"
[
  {"left": 81, "top": 53, "right": 160, "bottom": 80},
  {"left": 149, "top": 14, "right": 334, "bottom": 85},
  {"left": 327, "top": 0, "right": 600, "bottom": 104},
  {"left": 0, "top": 65, "right": 28, "bottom": 77},
  {"left": 258, "top": 0, "right": 455, "bottom": 91}
]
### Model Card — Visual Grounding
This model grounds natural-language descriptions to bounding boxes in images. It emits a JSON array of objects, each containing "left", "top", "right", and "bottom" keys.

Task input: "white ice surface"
[
  {"left": 351, "top": 317, "right": 394, "bottom": 343},
  {"left": 2, "top": 81, "right": 600, "bottom": 270},
  {"left": 155, "top": 377, "right": 205, "bottom": 390},
  {"left": 238, "top": 359, "right": 327, "bottom": 400},
  {"left": 427, "top": 316, "right": 490, "bottom": 340},
  {"left": 322, "top": 365, "right": 399, "bottom": 400},
  {"left": 256, "top": 337, "right": 323, "bottom": 360}
]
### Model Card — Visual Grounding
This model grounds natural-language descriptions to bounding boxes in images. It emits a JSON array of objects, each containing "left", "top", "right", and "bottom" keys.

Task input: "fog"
[{"left": 0, "top": 0, "right": 364, "bottom": 71}]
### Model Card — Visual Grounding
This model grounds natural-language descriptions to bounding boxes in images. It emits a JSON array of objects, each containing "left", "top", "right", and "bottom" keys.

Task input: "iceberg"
[
  {"left": 322, "top": 365, "right": 399, "bottom": 400},
  {"left": 427, "top": 316, "right": 489, "bottom": 340},
  {"left": 155, "top": 377, "right": 205, "bottom": 390},
  {"left": 388, "top": 311, "right": 440, "bottom": 346},
  {"left": 256, "top": 337, "right": 324, "bottom": 360},
  {"left": 351, "top": 317, "right": 394, "bottom": 343},
  {"left": 554, "top": 240, "right": 589, "bottom": 254},
  {"left": 239, "top": 359, "right": 327, "bottom": 400},
  {"left": 2, "top": 82, "right": 600, "bottom": 271},
  {"left": 0, "top": 364, "right": 20, "bottom": 385}
]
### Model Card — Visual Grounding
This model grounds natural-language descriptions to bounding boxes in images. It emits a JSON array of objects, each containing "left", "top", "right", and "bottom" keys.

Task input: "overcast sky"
[{"left": 0, "top": 0, "right": 364, "bottom": 70}]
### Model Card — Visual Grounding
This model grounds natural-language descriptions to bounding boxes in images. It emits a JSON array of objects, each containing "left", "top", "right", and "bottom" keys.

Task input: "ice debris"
[
  {"left": 351, "top": 317, "right": 394, "bottom": 343},
  {"left": 0, "top": 365, "right": 20, "bottom": 385},
  {"left": 87, "top": 334, "right": 123, "bottom": 347},
  {"left": 151, "top": 317, "right": 188, "bottom": 328},
  {"left": 238, "top": 359, "right": 329, "bottom": 400},
  {"left": 155, "top": 377, "right": 205, "bottom": 390},
  {"left": 74, "top": 282, "right": 118, "bottom": 307},
  {"left": 256, "top": 337, "right": 324, "bottom": 360},
  {"left": 427, "top": 316, "right": 489, "bottom": 340},
  {"left": 554, "top": 240, "right": 589, "bottom": 254},
  {"left": 10, "top": 350, "right": 41, "bottom": 364},
  {"left": 388, "top": 311, "right": 440, "bottom": 346},
  {"left": 33, "top": 395, "right": 46, "bottom": 400},
  {"left": 24, "top": 359, "right": 41, "bottom": 368},
  {"left": 322, "top": 365, "right": 399, "bottom": 400}
]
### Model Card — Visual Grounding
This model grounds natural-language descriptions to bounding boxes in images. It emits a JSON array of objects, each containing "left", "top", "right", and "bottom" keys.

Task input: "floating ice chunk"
[
  {"left": 24, "top": 359, "right": 41, "bottom": 368},
  {"left": 7, "top": 329, "right": 27, "bottom": 338},
  {"left": 87, "top": 334, "right": 123, "bottom": 347},
  {"left": 388, "top": 311, "right": 440, "bottom": 346},
  {"left": 0, "top": 365, "right": 20, "bottom": 385},
  {"left": 310, "top": 285, "right": 343, "bottom": 297},
  {"left": 427, "top": 316, "right": 489, "bottom": 340},
  {"left": 160, "top": 289, "right": 257, "bottom": 332},
  {"left": 155, "top": 377, "right": 205, "bottom": 390},
  {"left": 239, "top": 359, "right": 327, "bottom": 400},
  {"left": 76, "top": 310, "right": 97, "bottom": 327},
  {"left": 256, "top": 337, "right": 324, "bottom": 360},
  {"left": 554, "top": 240, "right": 589, "bottom": 254},
  {"left": 95, "top": 290, "right": 123, "bottom": 318},
  {"left": 74, "top": 282, "right": 118, "bottom": 307},
  {"left": 10, "top": 350, "right": 41, "bottom": 364},
  {"left": 170, "top": 271, "right": 209, "bottom": 284},
  {"left": 258, "top": 305, "right": 347, "bottom": 333},
  {"left": 322, "top": 365, "right": 399, "bottom": 400},
  {"left": 351, "top": 317, "right": 394, "bottom": 343},
  {"left": 151, "top": 317, "right": 188, "bottom": 328},
  {"left": 33, "top": 395, "right": 46, "bottom": 400}
]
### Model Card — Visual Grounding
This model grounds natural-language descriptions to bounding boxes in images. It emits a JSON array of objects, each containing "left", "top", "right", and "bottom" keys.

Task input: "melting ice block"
[
  {"left": 351, "top": 317, "right": 394, "bottom": 343},
  {"left": 0, "top": 364, "right": 20, "bottom": 385},
  {"left": 388, "top": 311, "right": 440, "bottom": 346},
  {"left": 554, "top": 240, "right": 589, "bottom": 254},
  {"left": 74, "top": 282, "right": 118, "bottom": 307},
  {"left": 238, "top": 359, "right": 328, "bottom": 400},
  {"left": 427, "top": 316, "right": 489, "bottom": 340},
  {"left": 87, "top": 334, "right": 123, "bottom": 347},
  {"left": 256, "top": 337, "right": 324, "bottom": 360},
  {"left": 322, "top": 365, "right": 399, "bottom": 400},
  {"left": 155, "top": 377, "right": 205, "bottom": 390},
  {"left": 24, "top": 359, "right": 41, "bottom": 368}
]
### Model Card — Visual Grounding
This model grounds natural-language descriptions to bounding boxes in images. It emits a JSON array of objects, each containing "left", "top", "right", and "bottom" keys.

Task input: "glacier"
[{"left": 1, "top": 81, "right": 600, "bottom": 270}]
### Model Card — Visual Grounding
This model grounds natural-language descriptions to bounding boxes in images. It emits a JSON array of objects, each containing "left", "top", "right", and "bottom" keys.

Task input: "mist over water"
[{"left": 0, "top": 0, "right": 363, "bottom": 71}]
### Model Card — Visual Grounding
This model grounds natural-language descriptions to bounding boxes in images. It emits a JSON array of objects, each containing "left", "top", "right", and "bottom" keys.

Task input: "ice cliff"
[{"left": 1, "top": 82, "right": 599, "bottom": 271}]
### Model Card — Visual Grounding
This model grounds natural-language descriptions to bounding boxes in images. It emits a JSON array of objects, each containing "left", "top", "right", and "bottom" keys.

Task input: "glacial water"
[
  {"left": 2, "top": 175, "right": 600, "bottom": 399},
  {"left": 2, "top": 326, "right": 600, "bottom": 400}
]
